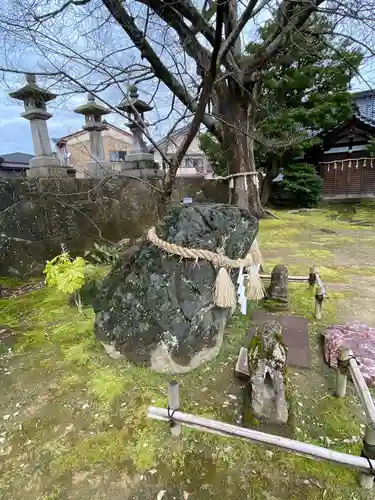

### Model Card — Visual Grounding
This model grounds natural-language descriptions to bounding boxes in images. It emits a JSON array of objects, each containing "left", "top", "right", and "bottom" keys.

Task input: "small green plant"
[
  {"left": 43, "top": 249, "right": 95, "bottom": 312},
  {"left": 85, "top": 242, "right": 120, "bottom": 266}
]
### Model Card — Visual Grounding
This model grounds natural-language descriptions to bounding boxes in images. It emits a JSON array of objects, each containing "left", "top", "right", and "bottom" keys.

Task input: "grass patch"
[
  {"left": 1, "top": 210, "right": 374, "bottom": 499},
  {"left": 51, "top": 428, "right": 132, "bottom": 473},
  {"left": 88, "top": 369, "right": 126, "bottom": 410},
  {"left": 349, "top": 266, "right": 375, "bottom": 278},
  {"left": 0, "top": 276, "right": 23, "bottom": 288},
  {"left": 295, "top": 248, "right": 334, "bottom": 262}
]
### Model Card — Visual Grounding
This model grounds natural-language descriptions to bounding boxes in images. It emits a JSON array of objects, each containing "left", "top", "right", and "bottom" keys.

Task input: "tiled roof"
[
  {"left": 0, "top": 152, "right": 33, "bottom": 164},
  {"left": 150, "top": 124, "right": 190, "bottom": 151},
  {"left": 353, "top": 90, "right": 375, "bottom": 126}
]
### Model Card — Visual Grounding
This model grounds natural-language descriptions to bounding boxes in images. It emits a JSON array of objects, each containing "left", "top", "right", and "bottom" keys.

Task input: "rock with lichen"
[
  {"left": 246, "top": 320, "right": 288, "bottom": 424},
  {"left": 94, "top": 203, "right": 258, "bottom": 373}
]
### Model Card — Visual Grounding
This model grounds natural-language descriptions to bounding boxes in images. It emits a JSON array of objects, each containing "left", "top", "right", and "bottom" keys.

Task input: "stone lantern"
[
  {"left": 117, "top": 85, "right": 155, "bottom": 165},
  {"left": 9, "top": 73, "right": 66, "bottom": 177},
  {"left": 74, "top": 94, "right": 111, "bottom": 178}
]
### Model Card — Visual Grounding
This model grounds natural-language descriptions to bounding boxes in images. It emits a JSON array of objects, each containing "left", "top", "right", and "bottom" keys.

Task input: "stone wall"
[{"left": 0, "top": 177, "right": 228, "bottom": 276}]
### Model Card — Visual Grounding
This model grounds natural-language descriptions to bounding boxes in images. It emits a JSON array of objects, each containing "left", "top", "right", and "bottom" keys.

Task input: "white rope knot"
[{"left": 147, "top": 226, "right": 265, "bottom": 308}]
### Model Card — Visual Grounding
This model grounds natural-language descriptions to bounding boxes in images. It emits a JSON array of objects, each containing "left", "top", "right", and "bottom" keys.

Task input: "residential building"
[
  {"left": 151, "top": 125, "right": 214, "bottom": 178},
  {"left": 309, "top": 90, "right": 375, "bottom": 199},
  {"left": 55, "top": 121, "right": 133, "bottom": 177},
  {"left": 0, "top": 152, "right": 76, "bottom": 178},
  {"left": 0, "top": 152, "right": 33, "bottom": 178}
]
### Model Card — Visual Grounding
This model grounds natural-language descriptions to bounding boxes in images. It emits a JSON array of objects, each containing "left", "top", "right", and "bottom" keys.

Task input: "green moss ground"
[{"left": 1, "top": 205, "right": 375, "bottom": 499}]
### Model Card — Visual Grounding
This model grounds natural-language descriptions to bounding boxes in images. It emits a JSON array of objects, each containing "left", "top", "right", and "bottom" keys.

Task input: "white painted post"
[
  {"left": 314, "top": 285, "right": 323, "bottom": 320},
  {"left": 168, "top": 380, "right": 181, "bottom": 437},
  {"left": 359, "top": 422, "right": 375, "bottom": 489},
  {"left": 336, "top": 347, "right": 350, "bottom": 398}
]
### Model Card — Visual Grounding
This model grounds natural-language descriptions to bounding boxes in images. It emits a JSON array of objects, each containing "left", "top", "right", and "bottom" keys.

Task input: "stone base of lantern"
[
  {"left": 125, "top": 152, "right": 154, "bottom": 163},
  {"left": 124, "top": 152, "right": 155, "bottom": 170},
  {"left": 113, "top": 152, "right": 161, "bottom": 178},
  {"left": 27, "top": 156, "right": 67, "bottom": 178},
  {"left": 85, "top": 160, "right": 113, "bottom": 178},
  {"left": 117, "top": 168, "right": 162, "bottom": 179}
]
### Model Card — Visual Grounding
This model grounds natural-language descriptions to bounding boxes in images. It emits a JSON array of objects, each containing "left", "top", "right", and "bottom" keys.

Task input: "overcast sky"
[
  {"left": 0, "top": 82, "right": 185, "bottom": 155},
  {"left": 0, "top": 88, "right": 82, "bottom": 154},
  {"left": 0, "top": 0, "right": 373, "bottom": 155}
]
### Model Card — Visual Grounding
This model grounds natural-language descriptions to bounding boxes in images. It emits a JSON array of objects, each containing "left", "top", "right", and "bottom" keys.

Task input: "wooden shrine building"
[{"left": 309, "top": 91, "right": 375, "bottom": 199}]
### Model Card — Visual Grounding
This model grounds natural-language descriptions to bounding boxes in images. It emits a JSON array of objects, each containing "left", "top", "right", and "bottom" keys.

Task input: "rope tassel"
[
  {"left": 214, "top": 267, "right": 237, "bottom": 308},
  {"left": 246, "top": 264, "right": 266, "bottom": 301},
  {"left": 249, "top": 238, "right": 263, "bottom": 267}
]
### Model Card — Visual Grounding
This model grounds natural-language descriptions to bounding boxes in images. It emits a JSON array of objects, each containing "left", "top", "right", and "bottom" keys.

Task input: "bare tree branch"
[{"left": 33, "top": 0, "right": 92, "bottom": 21}]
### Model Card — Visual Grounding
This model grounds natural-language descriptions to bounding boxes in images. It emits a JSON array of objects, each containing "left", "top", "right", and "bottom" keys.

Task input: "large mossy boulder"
[{"left": 94, "top": 203, "right": 258, "bottom": 373}]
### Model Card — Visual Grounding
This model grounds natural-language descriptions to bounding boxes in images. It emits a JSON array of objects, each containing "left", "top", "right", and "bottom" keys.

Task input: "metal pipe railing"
[
  {"left": 335, "top": 347, "right": 375, "bottom": 489},
  {"left": 335, "top": 348, "right": 375, "bottom": 421},
  {"left": 349, "top": 357, "right": 375, "bottom": 422},
  {"left": 148, "top": 406, "right": 375, "bottom": 474},
  {"left": 148, "top": 380, "right": 375, "bottom": 489}
]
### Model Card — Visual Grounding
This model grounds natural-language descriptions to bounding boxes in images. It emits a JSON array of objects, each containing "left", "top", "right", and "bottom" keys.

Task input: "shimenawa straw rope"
[{"left": 147, "top": 227, "right": 265, "bottom": 308}]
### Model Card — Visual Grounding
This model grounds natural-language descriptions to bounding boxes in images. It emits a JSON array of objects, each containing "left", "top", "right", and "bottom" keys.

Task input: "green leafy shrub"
[
  {"left": 85, "top": 242, "right": 121, "bottom": 266},
  {"left": 43, "top": 250, "right": 95, "bottom": 312},
  {"left": 278, "top": 163, "right": 323, "bottom": 208},
  {"left": 366, "top": 137, "right": 375, "bottom": 157},
  {"left": 78, "top": 276, "right": 102, "bottom": 307},
  {"left": 199, "top": 132, "right": 228, "bottom": 176}
]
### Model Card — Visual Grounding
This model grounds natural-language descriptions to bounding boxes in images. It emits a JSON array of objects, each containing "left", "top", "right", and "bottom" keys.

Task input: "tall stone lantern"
[
  {"left": 9, "top": 73, "right": 67, "bottom": 177},
  {"left": 74, "top": 94, "right": 112, "bottom": 178},
  {"left": 117, "top": 85, "right": 156, "bottom": 173}
]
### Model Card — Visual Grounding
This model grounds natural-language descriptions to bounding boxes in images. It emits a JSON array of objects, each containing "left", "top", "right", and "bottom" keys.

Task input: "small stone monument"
[
  {"left": 245, "top": 320, "right": 288, "bottom": 425},
  {"left": 74, "top": 94, "right": 112, "bottom": 178},
  {"left": 9, "top": 73, "right": 67, "bottom": 178},
  {"left": 267, "top": 264, "right": 289, "bottom": 308},
  {"left": 117, "top": 85, "right": 160, "bottom": 178}
]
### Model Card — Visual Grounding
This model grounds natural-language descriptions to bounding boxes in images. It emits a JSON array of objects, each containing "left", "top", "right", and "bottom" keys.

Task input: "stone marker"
[
  {"left": 94, "top": 203, "right": 258, "bottom": 373},
  {"left": 267, "top": 264, "right": 289, "bottom": 308},
  {"left": 246, "top": 320, "right": 288, "bottom": 425}
]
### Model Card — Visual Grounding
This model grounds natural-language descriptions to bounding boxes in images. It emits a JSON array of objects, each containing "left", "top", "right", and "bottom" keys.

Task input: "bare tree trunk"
[
  {"left": 222, "top": 128, "right": 264, "bottom": 216},
  {"left": 220, "top": 91, "right": 264, "bottom": 217},
  {"left": 160, "top": 158, "right": 179, "bottom": 213},
  {"left": 260, "top": 158, "right": 280, "bottom": 206}
]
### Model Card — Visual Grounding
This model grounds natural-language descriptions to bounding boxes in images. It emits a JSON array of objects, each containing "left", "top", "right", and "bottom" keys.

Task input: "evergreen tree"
[{"left": 200, "top": 16, "right": 363, "bottom": 204}]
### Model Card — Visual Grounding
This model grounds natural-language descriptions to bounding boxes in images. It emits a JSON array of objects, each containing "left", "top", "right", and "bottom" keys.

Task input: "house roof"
[
  {"left": 0, "top": 152, "right": 34, "bottom": 164},
  {"left": 56, "top": 121, "right": 132, "bottom": 144},
  {"left": 150, "top": 124, "right": 193, "bottom": 152},
  {"left": 353, "top": 90, "right": 375, "bottom": 127},
  {"left": 0, "top": 152, "right": 75, "bottom": 173}
]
